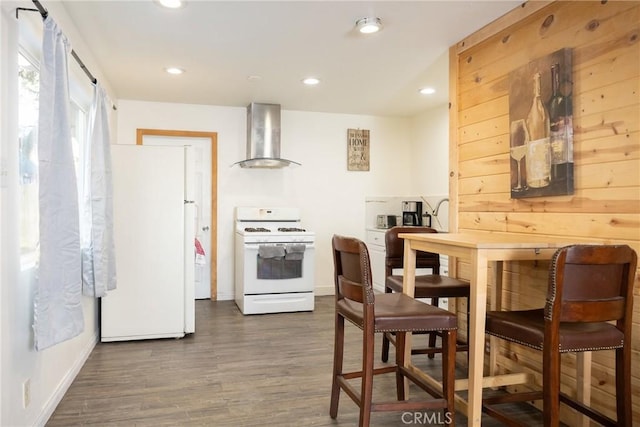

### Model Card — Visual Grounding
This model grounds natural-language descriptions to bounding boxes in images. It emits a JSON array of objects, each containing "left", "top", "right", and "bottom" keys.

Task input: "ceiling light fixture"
[
  {"left": 155, "top": 0, "right": 185, "bottom": 9},
  {"left": 302, "top": 77, "right": 320, "bottom": 86},
  {"left": 165, "top": 67, "right": 185, "bottom": 75},
  {"left": 355, "top": 17, "right": 382, "bottom": 34},
  {"left": 420, "top": 87, "right": 436, "bottom": 95}
]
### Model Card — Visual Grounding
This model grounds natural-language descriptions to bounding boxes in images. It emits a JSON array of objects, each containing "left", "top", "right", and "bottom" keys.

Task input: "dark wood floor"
[{"left": 47, "top": 296, "right": 544, "bottom": 426}]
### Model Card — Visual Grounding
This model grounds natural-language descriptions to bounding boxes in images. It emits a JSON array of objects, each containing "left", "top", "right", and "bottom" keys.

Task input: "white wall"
[
  {"left": 362, "top": 104, "right": 451, "bottom": 232},
  {"left": 410, "top": 104, "right": 450, "bottom": 196},
  {"left": 116, "top": 101, "right": 416, "bottom": 297},
  {"left": 410, "top": 103, "right": 451, "bottom": 228},
  {"left": 0, "top": 6, "right": 8, "bottom": 426},
  {"left": 1, "top": 2, "right": 115, "bottom": 426}
]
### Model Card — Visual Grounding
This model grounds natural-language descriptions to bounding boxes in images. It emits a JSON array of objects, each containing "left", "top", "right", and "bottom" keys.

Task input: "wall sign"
[
  {"left": 347, "top": 128, "right": 370, "bottom": 171},
  {"left": 509, "top": 48, "right": 574, "bottom": 198}
]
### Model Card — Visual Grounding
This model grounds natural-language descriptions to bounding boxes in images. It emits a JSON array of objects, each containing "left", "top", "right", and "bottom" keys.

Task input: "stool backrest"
[
  {"left": 332, "top": 235, "right": 375, "bottom": 305},
  {"left": 385, "top": 226, "right": 440, "bottom": 275},
  {"left": 546, "top": 245, "right": 637, "bottom": 327}
]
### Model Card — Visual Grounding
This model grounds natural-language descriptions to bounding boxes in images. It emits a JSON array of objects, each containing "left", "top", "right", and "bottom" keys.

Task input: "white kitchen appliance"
[
  {"left": 235, "top": 207, "right": 315, "bottom": 314},
  {"left": 101, "top": 145, "right": 195, "bottom": 341}
]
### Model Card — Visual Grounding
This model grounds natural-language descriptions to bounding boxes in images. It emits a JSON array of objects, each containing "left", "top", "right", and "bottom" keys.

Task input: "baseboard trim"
[
  {"left": 314, "top": 285, "right": 333, "bottom": 296},
  {"left": 36, "top": 332, "right": 98, "bottom": 426}
]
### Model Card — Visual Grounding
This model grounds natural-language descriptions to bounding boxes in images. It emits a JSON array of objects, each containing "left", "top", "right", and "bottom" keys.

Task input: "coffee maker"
[{"left": 402, "top": 201, "right": 423, "bottom": 226}]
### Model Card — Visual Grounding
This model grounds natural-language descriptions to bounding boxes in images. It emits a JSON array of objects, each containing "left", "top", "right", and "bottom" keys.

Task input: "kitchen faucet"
[{"left": 433, "top": 198, "right": 449, "bottom": 216}]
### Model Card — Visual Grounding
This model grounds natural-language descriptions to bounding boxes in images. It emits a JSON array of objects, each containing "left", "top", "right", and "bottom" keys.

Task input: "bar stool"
[
  {"left": 381, "top": 226, "right": 470, "bottom": 362},
  {"left": 330, "top": 235, "right": 457, "bottom": 427},
  {"left": 484, "top": 244, "right": 637, "bottom": 426}
]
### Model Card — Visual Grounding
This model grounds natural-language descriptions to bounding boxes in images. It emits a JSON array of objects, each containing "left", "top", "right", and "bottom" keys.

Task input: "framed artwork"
[
  {"left": 347, "top": 128, "right": 370, "bottom": 171},
  {"left": 509, "top": 48, "right": 574, "bottom": 198}
]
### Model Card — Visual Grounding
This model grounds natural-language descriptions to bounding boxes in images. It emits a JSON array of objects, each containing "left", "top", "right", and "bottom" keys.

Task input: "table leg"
[
  {"left": 489, "top": 261, "right": 503, "bottom": 377},
  {"left": 467, "top": 249, "right": 489, "bottom": 427},
  {"left": 402, "top": 241, "right": 417, "bottom": 397}
]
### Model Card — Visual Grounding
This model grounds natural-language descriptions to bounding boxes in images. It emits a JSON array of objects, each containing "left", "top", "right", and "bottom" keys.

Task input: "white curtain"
[
  {"left": 81, "top": 83, "right": 116, "bottom": 296},
  {"left": 33, "top": 16, "right": 83, "bottom": 351}
]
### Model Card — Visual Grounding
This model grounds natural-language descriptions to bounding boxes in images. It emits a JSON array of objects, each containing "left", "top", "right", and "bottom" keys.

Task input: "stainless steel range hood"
[{"left": 233, "top": 103, "right": 301, "bottom": 168}]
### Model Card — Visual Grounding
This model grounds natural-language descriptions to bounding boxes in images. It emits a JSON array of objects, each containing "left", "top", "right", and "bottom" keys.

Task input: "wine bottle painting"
[{"left": 508, "top": 48, "right": 574, "bottom": 199}]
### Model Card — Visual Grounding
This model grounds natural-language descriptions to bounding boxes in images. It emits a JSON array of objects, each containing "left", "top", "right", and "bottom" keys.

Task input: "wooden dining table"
[{"left": 398, "top": 231, "right": 599, "bottom": 427}]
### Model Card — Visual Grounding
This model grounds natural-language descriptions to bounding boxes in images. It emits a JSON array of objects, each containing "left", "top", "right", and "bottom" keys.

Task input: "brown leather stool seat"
[
  {"left": 338, "top": 292, "right": 458, "bottom": 333},
  {"left": 486, "top": 309, "right": 625, "bottom": 352},
  {"left": 330, "top": 235, "right": 458, "bottom": 427},
  {"left": 483, "top": 244, "right": 637, "bottom": 427},
  {"left": 386, "top": 274, "right": 471, "bottom": 298}
]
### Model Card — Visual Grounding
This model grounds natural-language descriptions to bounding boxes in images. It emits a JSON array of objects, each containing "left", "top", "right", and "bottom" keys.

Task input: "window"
[
  {"left": 18, "top": 52, "right": 39, "bottom": 260},
  {"left": 18, "top": 51, "right": 88, "bottom": 267}
]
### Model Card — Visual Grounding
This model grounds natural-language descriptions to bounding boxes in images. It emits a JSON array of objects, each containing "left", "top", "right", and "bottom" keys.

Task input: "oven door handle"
[{"left": 244, "top": 243, "right": 315, "bottom": 249}]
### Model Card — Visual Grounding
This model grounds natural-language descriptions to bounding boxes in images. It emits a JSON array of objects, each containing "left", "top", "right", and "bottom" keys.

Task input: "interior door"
[
  {"left": 102, "top": 144, "right": 186, "bottom": 341},
  {"left": 138, "top": 132, "right": 214, "bottom": 300}
]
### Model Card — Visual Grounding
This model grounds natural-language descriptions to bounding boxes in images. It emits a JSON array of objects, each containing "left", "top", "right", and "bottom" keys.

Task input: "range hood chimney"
[{"left": 233, "top": 103, "right": 300, "bottom": 168}]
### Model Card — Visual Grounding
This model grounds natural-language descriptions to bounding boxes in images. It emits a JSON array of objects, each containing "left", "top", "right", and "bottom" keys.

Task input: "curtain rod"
[
  {"left": 18, "top": 0, "right": 118, "bottom": 111},
  {"left": 22, "top": 0, "right": 98, "bottom": 85}
]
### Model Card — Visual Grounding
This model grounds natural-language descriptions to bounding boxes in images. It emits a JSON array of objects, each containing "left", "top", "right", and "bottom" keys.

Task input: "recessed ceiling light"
[
  {"left": 420, "top": 87, "right": 436, "bottom": 95},
  {"left": 355, "top": 17, "right": 382, "bottom": 34},
  {"left": 155, "top": 0, "right": 185, "bottom": 9},
  {"left": 165, "top": 67, "right": 185, "bottom": 75},
  {"left": 302, "top": 77, "right": 320, "bottom": 86}
]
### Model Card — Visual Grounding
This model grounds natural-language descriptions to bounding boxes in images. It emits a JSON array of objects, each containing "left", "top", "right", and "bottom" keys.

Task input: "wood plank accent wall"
[{"left": 448, "top": 1, "right": 639, "bottom": 424}]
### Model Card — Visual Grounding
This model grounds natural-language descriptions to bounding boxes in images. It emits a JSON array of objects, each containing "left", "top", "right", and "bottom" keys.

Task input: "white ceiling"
[{"left": 58, "top": 0, "right": 522, "bottom": 117}]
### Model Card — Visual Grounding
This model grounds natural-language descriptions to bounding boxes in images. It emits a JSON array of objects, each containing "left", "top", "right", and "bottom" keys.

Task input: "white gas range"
[{"left": 234, "top": 207, "right": 315, "bottom": 314}]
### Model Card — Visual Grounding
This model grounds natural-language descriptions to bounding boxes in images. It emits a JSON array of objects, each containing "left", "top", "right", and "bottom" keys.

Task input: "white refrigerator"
[{"left": 101, "top": 144, "right": 195, "bottom": 342}]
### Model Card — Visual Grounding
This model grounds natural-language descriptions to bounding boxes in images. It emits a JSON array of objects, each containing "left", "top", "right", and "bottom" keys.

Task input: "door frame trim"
[{"left": 136, "top": 128, "right": 218, "bottom": 300}]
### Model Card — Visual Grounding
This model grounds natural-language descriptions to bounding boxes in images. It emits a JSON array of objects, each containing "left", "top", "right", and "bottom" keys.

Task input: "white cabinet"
[
  {"left": 366, "top": 229, "right": 387, "bottom": 293},
  {"left": 437, "top": 255, "right": 450, "bottom": 309},
  {"left": 439, "top": 254, "right": 450, "bottom": 275}
]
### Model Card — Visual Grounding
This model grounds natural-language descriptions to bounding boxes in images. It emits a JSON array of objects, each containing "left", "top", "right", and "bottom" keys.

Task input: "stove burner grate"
[
  {"left": 278, "top": 227, "right": 306, "bottom": 232},
  {"left": 244, "top": 227, "right": 271, "bottom": 232}
]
